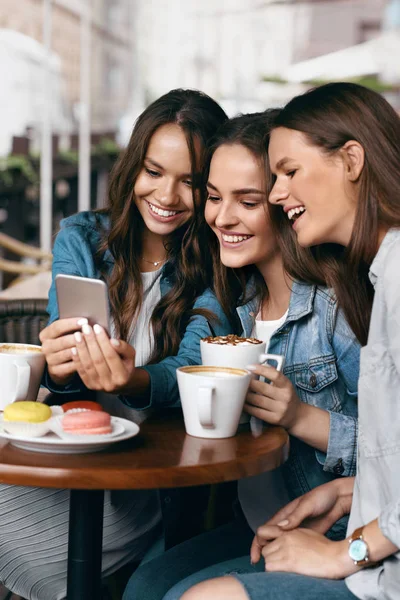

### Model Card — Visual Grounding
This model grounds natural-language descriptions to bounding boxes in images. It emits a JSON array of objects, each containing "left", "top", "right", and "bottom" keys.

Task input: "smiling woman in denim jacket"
[
  {"left": 182, "top": 85, "right": 400, "bottom": 600},
  {"left": 122, "top": 112, "right": 361, "bottom": 600},
  {"left": 0, "top": 89, "right": 231, "bottom": 600}
]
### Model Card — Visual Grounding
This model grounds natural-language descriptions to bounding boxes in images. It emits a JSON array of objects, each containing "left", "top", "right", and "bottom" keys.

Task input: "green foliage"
[
  {"left": 304, "top": 75, "right": 397, "bottom": 93},
  {"left": 93, "top": 137, "right": 120, "bottom": 156},
  {"left": 58, "top": 149, "right": 79, "bottom": 163},
  {"left": 0, "top": 140, "right": 120, "bottom": 190},
  {"left": 59, "top": 138, "right": 120, "bottom": 162},
  {"left": 260, "top": 73, "right": 398, "bottom": 94},
  {"left": 260, "top": 75, "right": 288, "bottom": 85},
  {"left": 0, "top": 155, "right": 38, "bottom": 186}
]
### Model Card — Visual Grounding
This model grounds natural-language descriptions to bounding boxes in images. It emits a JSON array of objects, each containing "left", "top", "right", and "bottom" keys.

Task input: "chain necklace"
[{"left": 140, "top": 256, "right": 167, "bottom": 267}]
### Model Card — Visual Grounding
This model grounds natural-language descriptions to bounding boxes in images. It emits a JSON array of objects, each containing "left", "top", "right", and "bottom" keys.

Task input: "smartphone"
[{"left": 55, "top": 274, "right": 111, "bottom": 334}]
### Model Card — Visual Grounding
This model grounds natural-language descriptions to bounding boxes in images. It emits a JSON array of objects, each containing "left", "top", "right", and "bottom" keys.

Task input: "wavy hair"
[
  {"left": 97, "top": 89, "right": 227, "bottom": 363},
  {"left": 268, "top": 82, "right": 400, "bottom": 344},
  {"left": 200, "top": 110, "right": 281, "bottom": 330}
]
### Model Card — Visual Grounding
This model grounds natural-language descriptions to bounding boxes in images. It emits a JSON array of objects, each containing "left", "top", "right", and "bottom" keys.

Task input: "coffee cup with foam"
[{"left": 177, "top": 365, "right": 251, "bottom": 439}]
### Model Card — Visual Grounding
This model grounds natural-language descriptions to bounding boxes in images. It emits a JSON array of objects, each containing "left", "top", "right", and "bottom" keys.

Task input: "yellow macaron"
[{"left": 4, "top": 401, "right": 51, "bottom": 423}]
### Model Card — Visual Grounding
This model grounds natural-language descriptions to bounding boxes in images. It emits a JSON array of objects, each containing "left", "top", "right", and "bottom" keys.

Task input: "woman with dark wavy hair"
[
  {"left": 0, "top": 89, "right": 230, "bottom": 600},
  {"left": 182, "top": 84, "right": 400, "bottom": 600}
]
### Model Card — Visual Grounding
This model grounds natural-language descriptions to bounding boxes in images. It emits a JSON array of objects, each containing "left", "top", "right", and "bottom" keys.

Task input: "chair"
[
  {"left": 0, "top": 232, "right": 52, "bottom": 276},
  {"left": 0, "top": 299, "right": 49, "bottom": 345}
]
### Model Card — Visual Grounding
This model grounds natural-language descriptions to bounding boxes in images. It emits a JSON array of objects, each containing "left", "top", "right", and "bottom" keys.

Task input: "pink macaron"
[{"left": 62, "top": 410, "right": 112, "bottom": 435}]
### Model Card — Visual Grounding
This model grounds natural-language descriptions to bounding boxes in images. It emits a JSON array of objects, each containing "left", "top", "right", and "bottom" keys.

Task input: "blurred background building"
[
  {"left": 0, "top": 0, "right": 132, "bottom": 152},
  {"left": 0, "top": 0, "right": 399, "bottom": 292},
  {"left": 132, "top": 0, "right": 396, "bottom": 118}
]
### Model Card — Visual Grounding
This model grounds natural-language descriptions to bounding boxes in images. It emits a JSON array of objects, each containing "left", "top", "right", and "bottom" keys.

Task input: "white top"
[
  {"left": 101, "top": 266, "right": 163, "bottom": 424},
  {"left": 131, "top": 267, "right": 163, "bottom": 367},
  {"left": 239, "top": 310, "right": 290, "bottom": 533}
]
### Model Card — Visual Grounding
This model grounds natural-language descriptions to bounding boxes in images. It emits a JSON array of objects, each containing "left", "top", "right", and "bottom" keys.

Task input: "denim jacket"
[
  {"left": 43, "top": 211, "right": 232, "bottom": 409},
  {"left": 237, "top": 280, "right": 360, "bottom": 506}
]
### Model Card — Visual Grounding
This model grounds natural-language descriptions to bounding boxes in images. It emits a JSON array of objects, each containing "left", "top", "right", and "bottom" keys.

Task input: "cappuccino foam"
[
  {"left": 0, "top": 344, "right": 43, "bottom": 355},
  {"left": 191, "top": 371, "right": 241, "bottom": 379},
  {"left": 202, "top": 334, "right": 262, "bottom": 347},
  {"left": 180, "top": 365, "right": 248, "bottom": 378}
]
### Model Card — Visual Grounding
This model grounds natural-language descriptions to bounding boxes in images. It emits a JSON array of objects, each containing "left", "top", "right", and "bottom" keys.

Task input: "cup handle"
[
  {"left": 258, "top": 353, "right": 285, "bottom": 372},
  {"left": 12, "top": 359, "right": 31, "bottom": 402},
  {"left": 197, "top": 386, "right": 214, "bottom": 428}
]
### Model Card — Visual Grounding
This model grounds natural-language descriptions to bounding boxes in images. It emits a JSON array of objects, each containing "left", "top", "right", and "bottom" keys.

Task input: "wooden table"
[{"left": 0, "top": 391, "right": 289, "bottom": 600}]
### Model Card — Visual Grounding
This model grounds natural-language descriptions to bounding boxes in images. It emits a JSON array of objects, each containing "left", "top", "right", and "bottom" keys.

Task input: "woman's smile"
[{"left": 145, "top": 199, "right": 186, "bottom": 222}]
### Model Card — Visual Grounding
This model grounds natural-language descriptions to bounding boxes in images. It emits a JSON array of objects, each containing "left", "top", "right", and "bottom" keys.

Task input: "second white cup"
[{"left": 177, "top": 365, "right": 251, "bottom": 439}]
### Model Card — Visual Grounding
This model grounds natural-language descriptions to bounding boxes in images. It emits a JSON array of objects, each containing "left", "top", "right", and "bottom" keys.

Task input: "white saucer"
[{"left": 0, "top": 416, "right": 140, "bottom": 454}]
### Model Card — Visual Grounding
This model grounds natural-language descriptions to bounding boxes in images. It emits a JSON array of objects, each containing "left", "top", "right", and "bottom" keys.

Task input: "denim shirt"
[
  {"left": 43, "top": 211, "right": 232, "bottom": 409},
  {"left": 346, "top": 229, "right": 400, "bottom": 600},
  {"left": 237, "top": 281, "right": 360, "bottom": 513}
]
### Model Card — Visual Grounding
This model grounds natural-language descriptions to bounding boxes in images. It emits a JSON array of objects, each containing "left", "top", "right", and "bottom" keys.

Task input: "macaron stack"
[{"left": 2, "top": 401, "right": 53, "bottom": 437}]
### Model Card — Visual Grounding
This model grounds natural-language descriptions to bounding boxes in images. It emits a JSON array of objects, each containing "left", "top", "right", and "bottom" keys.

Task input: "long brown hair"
[
  {"left": 97, "top": 89, "right": 227, "bottom": 363},
  {"left": 201, "top": 111, "right": 281, "bottom": 330},
  {"left": 269, "top": 82, "right": 400, "bottom": 344}
]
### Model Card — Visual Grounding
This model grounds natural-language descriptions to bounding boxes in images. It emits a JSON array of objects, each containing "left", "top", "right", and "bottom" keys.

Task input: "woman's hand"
[
  {"left": 71, "top": 323, "right": 137, "bottom": 394},
  {"left": 244, "top": 364, "right": 302, "bottom": 430},
  {"left": 39, "top": 317, "right": 87, "bottom": 385},
  {"left": 250, "top": 478, "right": 355, "bottom": 565},
  {"left": 261, "top": 528, "right": 355, "bottom": 579}
]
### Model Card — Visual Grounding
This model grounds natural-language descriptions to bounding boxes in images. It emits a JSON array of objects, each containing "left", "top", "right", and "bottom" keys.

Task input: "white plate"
[{"left": 0, "top": 416, "right": 140, "bottom": 454}]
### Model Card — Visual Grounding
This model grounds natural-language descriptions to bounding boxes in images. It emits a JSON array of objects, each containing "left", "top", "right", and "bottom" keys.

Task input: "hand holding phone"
[{"left": 55, "top": 274, "right": 111, "bottom": 335}]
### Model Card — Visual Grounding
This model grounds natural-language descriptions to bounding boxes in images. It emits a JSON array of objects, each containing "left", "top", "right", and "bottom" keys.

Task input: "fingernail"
[
  {"left": 82, "top": 324, "right": 91, "bottom": 335},
  {"left": 71, "top": 347, "right": 77, "bottom": 356},
  {"left": 93, "top": 324, "right": 102, "bottom": 335},
  {"left": 278, "top": 519, "right": 289, "bottom": 527},
  {"left": 74, "top": 332, "right": 82, "bottom": 343},
  {"left": 111, "top": 338, "right": 120, "bottom": 347},
  {"left": 77, "top": 318, "right": 88, "bottom": 326},
  {"left": 246, "top": 365, "right": 257, "bottom": 371}
]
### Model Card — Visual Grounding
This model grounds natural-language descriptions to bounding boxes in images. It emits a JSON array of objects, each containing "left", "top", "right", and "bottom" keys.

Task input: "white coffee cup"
[
  {"left": 177, "top": 365, "right": 252, "bottom": 439},
  {"left": 200, "top": 338, "right": 266, "bottom": 370},
  {"left": 0, "top": 343, "right": 46, "bottom": 410},
  {"left": 201, "top": 340, "right": 283, "bottom": 424}
]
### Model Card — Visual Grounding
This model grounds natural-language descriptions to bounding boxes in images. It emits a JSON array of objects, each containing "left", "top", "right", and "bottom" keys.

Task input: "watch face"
[{"left": 349, "top": 539, "right": 368, "bottom": 562}]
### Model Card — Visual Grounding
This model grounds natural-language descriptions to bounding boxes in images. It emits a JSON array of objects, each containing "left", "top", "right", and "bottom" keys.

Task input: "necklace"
[{"left": 140, "top": 256, "right": 167, "bottom": 267}]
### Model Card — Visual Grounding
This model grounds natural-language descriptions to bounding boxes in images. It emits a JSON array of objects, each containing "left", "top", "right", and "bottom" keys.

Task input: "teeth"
[
  {"left": 287, "top": 206, "right": 306, "bottom": 221},
  {"left": 149, "top": 203, "right": 178, "bottom": 217},
  {"left": 221, "top": 234, "right": 251, "bottom": 243}
]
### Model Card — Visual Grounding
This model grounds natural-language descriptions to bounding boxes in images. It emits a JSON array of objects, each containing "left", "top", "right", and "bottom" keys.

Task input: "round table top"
[{"left": 0, "top": 392, "right": 289, "bottom": 490}]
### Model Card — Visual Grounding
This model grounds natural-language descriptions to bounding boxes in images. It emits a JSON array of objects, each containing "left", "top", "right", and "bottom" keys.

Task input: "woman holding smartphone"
[
  {"left": 180, "top": 84, "right": 400, "bottom": 600},
  {"left": 0, "top": 89, "right": 230, "bottom": 600},
  {"left": 122, "top": 112, "right": 360, "bottom": 600}
]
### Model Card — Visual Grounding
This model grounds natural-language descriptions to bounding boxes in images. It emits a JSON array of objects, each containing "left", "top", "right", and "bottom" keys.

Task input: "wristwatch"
[{"left": 348, "top": 526, "right": 374, "bottom": 567}]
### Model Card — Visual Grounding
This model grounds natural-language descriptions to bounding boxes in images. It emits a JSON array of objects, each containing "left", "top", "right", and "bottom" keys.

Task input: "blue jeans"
[
  {"left": 163, "top": 555, "right": 264, "bottom": 599},
  {"left": 122, "top": 516, "right": 254, "bottom": 600},
  {"left": 163, "top": 557, "right": 359, "bottom": 600},
  {"left": 235, "top": 572, "right": 358, "bottom": 600}
]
